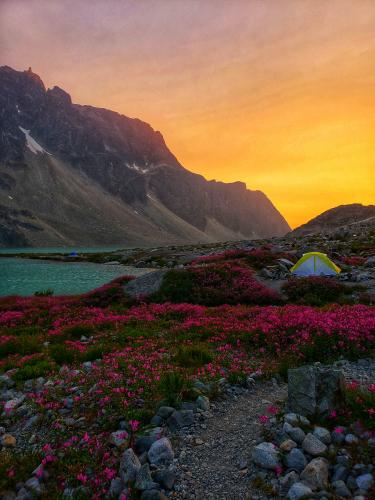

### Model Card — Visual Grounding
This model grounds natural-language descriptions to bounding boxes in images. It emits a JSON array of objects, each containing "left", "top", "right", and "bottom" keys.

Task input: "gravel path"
[{"left": 173, "top": 380, "right": 287, "bottom": 500}]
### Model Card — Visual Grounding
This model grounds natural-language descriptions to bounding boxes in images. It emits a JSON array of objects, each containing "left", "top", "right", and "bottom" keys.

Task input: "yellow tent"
[{"left": 290, "top": 252, "right": 341, "bottom": 276}]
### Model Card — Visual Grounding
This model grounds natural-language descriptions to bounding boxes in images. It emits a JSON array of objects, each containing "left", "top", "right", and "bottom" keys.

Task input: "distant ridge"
[{"left": 290, "top": 204, "right": 375, "bottom": 237}]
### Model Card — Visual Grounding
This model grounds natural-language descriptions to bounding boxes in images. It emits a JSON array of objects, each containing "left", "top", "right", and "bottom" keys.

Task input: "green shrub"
[
  {"left": 63, "top": 324, "right": 95, "bottom": 339},
  {"left": 150, "top": 270, "right": 194, "bottom": 303},
  {"left": 158, "top": 372, "right": 189, "bottom": 406},
  {"left": 13, "top": 359, "right": 53, "bottom": 381},
  {"left": 49, "top": 344, "right": 75, "bottom": 365},
  {"left": 81, "top": 344, "right": 106, "bottom": 362},
  {"left": 174, "top": 345, "right": 213, "bottom": 368},
  {"left": 34, "top": 289, "right": 54, "bottom": 296},
  {"left": 227, "top": 371, "right": 247, "bottom": 386},
  {"left": 0, "top": 336, "right": 41, "bottom": 359}
]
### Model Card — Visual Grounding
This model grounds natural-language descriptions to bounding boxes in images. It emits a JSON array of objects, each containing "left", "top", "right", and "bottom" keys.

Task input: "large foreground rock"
[
  {"left": 124, "top": 270, "right": 167, "bottom": 298},
  {"left": 288, "top": 365, "right": 344, "bottom": 417}
]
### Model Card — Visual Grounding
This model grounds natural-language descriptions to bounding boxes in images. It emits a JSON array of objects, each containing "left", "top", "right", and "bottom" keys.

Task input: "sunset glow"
[{"left": 1, "top": 0, "right": 374, "bottom": 227}]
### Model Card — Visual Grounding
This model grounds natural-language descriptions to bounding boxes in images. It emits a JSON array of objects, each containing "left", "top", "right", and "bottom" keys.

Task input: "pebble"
[{"left": 1, "top": 434, "right": 16, "bottom": 447}]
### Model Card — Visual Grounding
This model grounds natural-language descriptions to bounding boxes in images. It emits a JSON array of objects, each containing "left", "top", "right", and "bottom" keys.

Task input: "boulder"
[
  {"left": 120, "top": 448, "right": 141, "bottom": 483},
  {"left": 251, "top": 442, "right": 280, "bottom": 470},
  {"left": 153, "top": 469, "right": 176, "bottom": 490},
  {"left": 167, "top": 410, "right": 194, "bottom": 431},
  {"left": 284, "top": 448, "right": 307, "bottom": 472},
  {"left": 356, "top": 473, "right": 374, "bottom": 491},
  {"left": 148, "top": 438, "right": 174, "bottom": 467},
  {"left": 301, "top": 433, "right": 327, "bottom": 456},
  {"left": 300, "top": 457, "right": 329, "bottom": 490},
  {"left": 140, "top": 491, "right": 167, "bottom": 500},
  {"left": 156, "top": 406, "right": 175, "bottom": 419},
  {"left": 288, "top": 365, "right": 344, "bottom": 417},
  {"left": 313, "top": 426, "right": 331, "bottom": 445},
  {"left": 196, "top": 395, "right": 210, "bottom": 411},
  {"left": 332, "top": 480, "right": 351, "bottom": 497},
  {"left": 124, "top": 270, "right": 167, "bottom": 298},
  {"left": 287, "top": 427, "right": 306, "bottom": 445},
  {"left": 287, "top": 481, "right": 313, "bottom": 500},
  {"left": 135, "top": 464, "right": 158, "bottom": 491}
]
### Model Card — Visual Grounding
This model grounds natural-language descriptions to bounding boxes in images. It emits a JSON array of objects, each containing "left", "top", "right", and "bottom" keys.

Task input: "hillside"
[{"left": 291, "top": 203, "right": 375, "bottom": 237}]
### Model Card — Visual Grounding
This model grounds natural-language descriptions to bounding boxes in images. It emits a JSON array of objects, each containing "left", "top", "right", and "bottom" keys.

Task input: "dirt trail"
[{"left": 174, "top": 380, "right": 287, "bottom": 500}]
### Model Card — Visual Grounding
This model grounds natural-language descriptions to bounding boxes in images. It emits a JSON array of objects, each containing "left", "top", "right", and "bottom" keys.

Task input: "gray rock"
[
  {"left": 251, "top": 442, "right": 280, "bottom": 470},
  {"left": 300, "top": 457, "right": 329, "bottom": 490},
  {"left": 345, "top": 433, "right": 359, "bottom": 444},
  {"left": 108, "top": 477, "right": 124, "bottom": 497},
  {"left": 124, "top": 270, "right": 167, "bottom": 297},
  {"left": 284, "top": 413, "right": 310, "bottom": 426},
  {"left": 140, "top": 491, "right": 167, "bottom": 500},
  {"left": 313, "top": 426, "right": 331, "bottom": 445},
  {"left": 156, "top": 406, "right": 175, "bottom": 419},
  {"left": 331, "top": 429, "right": 345, "bottom": 444},
  {"left": 288, "top": 365, "right": 344, "bottom": 417},
  {"left": 356, "top": 473, "right": 374, "bottom": 491},
  {"left": 332, "top": 480, "right": 351, "bottom": 497},
  {"left": 301, "top": 433, "right": 327, "bottom": 456},
  {"left": 167, "top": 410, "right": 194, "bottom": 431},
  {"left": 109, "top": 430, "right": 128, "bottom": 447},
  {"left": 287, "top": 481, "right": 313, "bottom": 500},
  {"left": 332, "top": 465, "right": 348, "bottom": 482},
  {"left": 24, "top": 477, "right": 42, "bottom": 495},
  {"left": 134, "top": 436, "right": 158, "bottom": 455},
  {"left": 153, "top": 469, "right": 176, "bottom": 490},
  {"left": 148, "top": 437, "right": 174, "bottom": 467},
  {"left": 279, "top": 471, "right": 299, "bottom": 496},
  {"left": 120, "top": 448, "right": 141, "bottom": 483},
  {"left": 196, "top": 395, "right": 210, "bottom": 411},
  {"left": 135, "top": 464, "right": 158, "bottom": 491},
  {"left": 284, "top": 448, "right": 307, "bottom": 472},
  {"left": 150, "top": 415, "right": 163, "bottom": 426},
  {"left": 287, "top": 427, "right": 306, "bottom": 445}
]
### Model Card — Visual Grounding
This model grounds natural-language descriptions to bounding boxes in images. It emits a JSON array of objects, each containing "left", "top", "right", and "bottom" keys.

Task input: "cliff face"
[{"left": 0, "top": 66, "right": 290, "bottom": 247}]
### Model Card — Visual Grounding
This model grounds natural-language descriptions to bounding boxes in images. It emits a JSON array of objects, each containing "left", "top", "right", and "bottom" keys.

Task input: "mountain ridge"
[
  {"left": 0, "top": 66, "right": 290, "bottom": 247},
  {"left": 290, "top": 203, "right": 375, "bottom": 237}
]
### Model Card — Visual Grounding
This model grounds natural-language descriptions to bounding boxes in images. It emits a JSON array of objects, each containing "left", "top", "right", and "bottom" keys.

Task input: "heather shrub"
[
  {"left": 339, "top": 382, "right": 375, "bottom": 431},
  {"left": 82, "top": 276, "right": 133, "bottom": 307},
  {"left": 174, "top": 344, "right": 213, "bottom": 368},
  {"left": 282, "top": 276, "right": 349, "bottom": 306},
  {"left": 152, "top": 263, "right": 280, "bottom": 306}
]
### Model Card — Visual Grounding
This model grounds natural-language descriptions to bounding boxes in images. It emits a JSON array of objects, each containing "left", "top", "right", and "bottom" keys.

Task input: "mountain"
[
  {"left": 0, "top": 66, "right": 290, "bottom": 247},
  {"left": 291, "top": 204, "right": 375, "bottom": 237}
]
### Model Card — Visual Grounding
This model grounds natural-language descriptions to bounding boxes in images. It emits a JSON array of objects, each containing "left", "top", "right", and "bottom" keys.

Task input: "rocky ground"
[{"left": 173, "top": 379, "right": 287, "bottom": 500}]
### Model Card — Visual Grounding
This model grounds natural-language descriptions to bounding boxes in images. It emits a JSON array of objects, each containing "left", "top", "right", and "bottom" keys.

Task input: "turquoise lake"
[{"left": 0, "top": 257, "right": 149, "bottom": 297}]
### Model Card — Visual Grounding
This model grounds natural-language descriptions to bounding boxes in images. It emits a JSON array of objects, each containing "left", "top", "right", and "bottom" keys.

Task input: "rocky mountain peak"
[
  {"left": 46, "top": 86, "right": 72, "bottom": 105},
  {"left": 0, "top": 65, "right": 290, "bottom": 247}
]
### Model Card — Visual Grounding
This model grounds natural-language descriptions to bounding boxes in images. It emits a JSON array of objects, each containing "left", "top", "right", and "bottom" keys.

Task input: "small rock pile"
[
  {"left": 106, "top": 396, "right": 211, "bottom": 499},
  {"left": 252, "top": 411, "right": 375, "bottom": 499}
]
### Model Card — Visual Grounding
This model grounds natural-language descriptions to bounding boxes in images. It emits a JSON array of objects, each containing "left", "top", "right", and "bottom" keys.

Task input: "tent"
[{"left": 290, "top": 252, "right": 341, "bottom": 276}]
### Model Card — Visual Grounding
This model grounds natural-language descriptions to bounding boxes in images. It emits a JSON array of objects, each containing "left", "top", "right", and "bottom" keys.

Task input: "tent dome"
[{"left": 290, "top": 252, "right": 341, "bottom": 276}]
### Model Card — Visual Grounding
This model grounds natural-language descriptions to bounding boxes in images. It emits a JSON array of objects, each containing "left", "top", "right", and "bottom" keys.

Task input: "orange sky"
[{"left": 1, "top": 0, "right": 374, "bottom": 227}]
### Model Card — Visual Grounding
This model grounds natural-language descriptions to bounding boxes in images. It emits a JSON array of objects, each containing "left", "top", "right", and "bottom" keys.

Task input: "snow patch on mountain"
[{"left": 19, "top": 126, "right": 51, "bottom": 155}]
